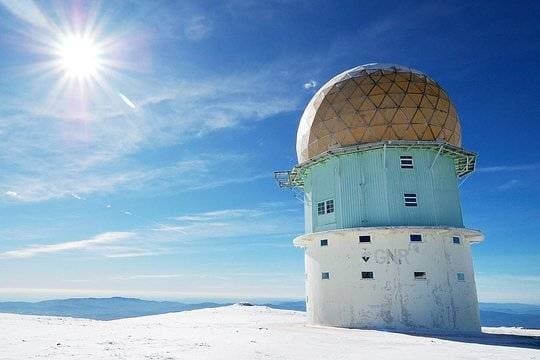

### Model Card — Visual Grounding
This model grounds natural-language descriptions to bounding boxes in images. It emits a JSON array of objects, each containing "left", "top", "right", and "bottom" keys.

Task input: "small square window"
[
  {"left": 410, "top": 234, "right": 422, "bottom": 242},
  {"left": 359, "top": 235, "right": 371, "bottom": 243},
  {"left": 453, "top": 236, "right": 461, "bottom": 244},
  {"left": 321, "top": 272, "right": 330, "bottom": 280},
  {"left": 400, "top": 156, "right": 414, "bottom": 169},
  {"left": 361, "top": 271, "right": 374, "bottom": 279},
  {"left": 404, "top": 193, "right": 417, "bottom": 207},
  {"left": 317, "top": 200, "right": 334, "bottom": 215},
  {"left": 457, "top": 272, "right": 465, "bottom": 281},
  {"left": 414, "top": 271, "right": 427, "bottom": 280},
  {"left": 320, "top": 239, "right": 328, "bottom": 246},
  {"left": 326, "top": 199, "right": 334, "bottom": 214}
]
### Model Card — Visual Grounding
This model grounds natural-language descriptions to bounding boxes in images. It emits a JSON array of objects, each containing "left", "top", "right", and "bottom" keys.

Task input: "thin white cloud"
[
  {"left": 183, "top": 173, "right": 269, "bottom": 192},
  {"left": 0, "top": 232, "right": 134, "bottom": 259},
  {"left": 0, "top": 0, "right": 51, "bottom": 29},
  {"left": 303, "top": 80, "right": 317, "bottom": 89},
  {"left": 0, "top": 66, "right": 302, "bottom": 203},
  {"left": 497, "top": 179, "right": 519, "bottom": 191},
  {"left": 174, "top": 208, "right": 266, "bottom": 222},
  {"left": 113, "top": 274, "right": 185, "bottom": 280},
  {"left": 155, "top": 203, "right": 303, "bottom": 242},
  {"left": 1, "top": 201, "right": 302, "bottom": 260},
  {"left": 477, "top": 163, "right": 540, "bottom": 173},
  {"left": 0, "top": 155, "right": 266, "bottom": 202},
  {"left": 4, "top": 191, "right": 20, "bottom": 199},
  {"left": 0, "top": 286, "right": 305, "bottom": 301},
  {"left": 476, "top": 273, "right": 540, "bottom": 304},
  {"left": 104, "top": 251, "right": 166, "bottom": 258}
]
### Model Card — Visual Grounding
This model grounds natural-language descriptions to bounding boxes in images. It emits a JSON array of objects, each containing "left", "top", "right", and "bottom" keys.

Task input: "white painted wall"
[{"left": 295, "top": 226, "right": 484, "bottom": 332}]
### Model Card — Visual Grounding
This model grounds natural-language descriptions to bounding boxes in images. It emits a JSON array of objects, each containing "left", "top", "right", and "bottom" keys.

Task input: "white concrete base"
[{"left": 294, "top": 226, "right": 484, "bottom": 332}]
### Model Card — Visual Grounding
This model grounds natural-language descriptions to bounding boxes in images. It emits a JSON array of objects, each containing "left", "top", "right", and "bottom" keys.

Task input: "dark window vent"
[
  {"left": 410, "top": 234, "right": 422, "bottom": 242},
  {"left": 359, "top": 235, "right": 371, "bottom": 243},
  {"left": 361, "top": 271, "right": 374, "bottom": 279},
  {"left": 404, "top": 193, "right": 417, "bottom": 207},
  {"left": 400, "top": 155, "right": 414, "bottom": 169}
]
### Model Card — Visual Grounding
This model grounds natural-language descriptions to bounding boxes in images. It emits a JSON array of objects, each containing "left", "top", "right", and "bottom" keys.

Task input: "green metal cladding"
[{"left": 302, "top": 147, "right": 464, "bottom": 233}]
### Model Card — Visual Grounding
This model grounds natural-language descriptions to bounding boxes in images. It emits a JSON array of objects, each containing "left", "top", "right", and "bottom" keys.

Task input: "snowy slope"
[{"left": 0, "top": 305, "right": 538, "bottom": 360}]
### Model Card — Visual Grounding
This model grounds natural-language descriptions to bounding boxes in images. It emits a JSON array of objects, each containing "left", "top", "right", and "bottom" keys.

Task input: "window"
[
  {"left": 404, "top": 193, "right": 417, "bottom": 207},
  {"left": 321, "top": 272, "right": 330, "bottom": 280},
  {"left": 326, "top": 199, "right": 334, "bottom": 214},
  {"left": 457, "top": 272, "right": 465, "bottom": 281},
  {"left": 453, "top": 236, "right": 461, "bottom": 244},
  {"left": 317, "top": 199, "right": 334, "bottom": 215},
  {"left": 400, "top": 155, "right": 414, "bottom": 169},
  {"left": 414, "top": 271, "right": 427, "bottom": 280},
  {"left": 359, "top": 235, "right": 371, "bottom": 243},
  {"left": 320, "top": 239, "right": 328, "bottom": 247},
  {"left": 410, "top": 234, "right": 422, "bottom": 242},
  {"left": 361, "top": 271, "right": 374, "bottom": 279},
  {"left": 317, "top": 201, "right": 325, "bottom": 215}
]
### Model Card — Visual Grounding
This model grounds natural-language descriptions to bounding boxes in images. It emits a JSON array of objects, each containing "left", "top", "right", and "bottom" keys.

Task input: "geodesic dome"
[{"left": 296, "top": 64, "right": 461, "bottom": 163}]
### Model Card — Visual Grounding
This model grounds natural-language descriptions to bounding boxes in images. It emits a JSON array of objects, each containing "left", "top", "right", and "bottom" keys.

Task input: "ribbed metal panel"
[
  {"left": 338, "top": 154, "right": 364, "bottom": 228},
  {"left": 304, "top": 147, "right": 463, "bottom": 233}
]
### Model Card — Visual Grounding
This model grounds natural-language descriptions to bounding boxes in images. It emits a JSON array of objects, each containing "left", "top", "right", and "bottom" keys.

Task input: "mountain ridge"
[{"left": 0, "top": 297, "right": 538, "bottom": 328}]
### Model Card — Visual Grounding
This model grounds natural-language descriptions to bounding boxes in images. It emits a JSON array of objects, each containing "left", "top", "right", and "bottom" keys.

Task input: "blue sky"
[{"left": 0, "top": 0, "right": 538, "bottom": 303}]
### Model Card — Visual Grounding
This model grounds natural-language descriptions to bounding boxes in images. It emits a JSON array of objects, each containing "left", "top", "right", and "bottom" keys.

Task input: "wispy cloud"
[
  {"left": 303, "top": 80, "right": 317, "bottom": 89},
  {"left": 476, "top": 273, "right": 540, "bottom": 304},
  {"left": 0, "top": 66, "right": 302, "bottom": 202},
  {"left": 70, "top": 193, "right": 86, "bottom": 200},
  {"left": 173, "top": 208, "right": 266, "bottom": 222},
  {"left": 155, "top": 203, "right": 303, "bottom": 243},
  {"left": 0, "top": 202, "right": 302, "bottom": 260},
  {"left": 0, "top": 0, "right": 51, "bottom": 29},
  {"left": 0, "top": 286, "right": 305, "bottom": 301},
  {"left": 0, "top": 231, "right": 134, "bottom": 259},
  {"left": 113, "top": 273, "right": 185, "bottom": 280},
  {"left": 0, "top": 1, "right": 320, "bottom": 205},
  {"left": 0, "top": 153, "right": 268, "bottom": 202},
  {"left": 111, "top": 271, "right": 301, "bottom": 282},
  {"left": 104, "top": 250, "right": 169, "bottom": 258},
  {"left": 477, "top": 163, "right": 540, "bottom": 173},
  {"left": 4, "top": 191, "right": 20, "bottom": 199},
  {"left": 497, "top": 179, "right": 519, "bottom": 191}
]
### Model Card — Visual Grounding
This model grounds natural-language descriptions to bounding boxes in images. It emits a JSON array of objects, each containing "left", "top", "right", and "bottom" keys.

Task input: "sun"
[
  {"left": 15, "top": 4, "right": 137, "bottom": 111},
  {"left": 56, "top": 34, "right": 103, "bottom": 79}
]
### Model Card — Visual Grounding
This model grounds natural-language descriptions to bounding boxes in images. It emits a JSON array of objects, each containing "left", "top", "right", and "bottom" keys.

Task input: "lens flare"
[{"left": 8, "top": 2, "right": 137, "bottom": 111}]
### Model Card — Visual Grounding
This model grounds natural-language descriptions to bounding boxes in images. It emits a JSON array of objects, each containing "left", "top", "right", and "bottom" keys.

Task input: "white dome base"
[{"left": 295, "top": 226, "right": 483, "bottom": 332}]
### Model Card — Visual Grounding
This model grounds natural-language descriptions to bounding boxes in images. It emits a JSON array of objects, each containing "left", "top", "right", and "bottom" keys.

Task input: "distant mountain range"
[
  {"left": 478, "top": 303, "right": 540, "bottom": 329},
  {"left": 0, "top": 297, "right": 226, "bottom": 320},
  {"left": 0, "top": 297, "right": 538, "bottom": 328}
]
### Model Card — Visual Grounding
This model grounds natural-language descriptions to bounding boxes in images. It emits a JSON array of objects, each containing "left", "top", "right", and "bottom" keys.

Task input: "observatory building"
[{"left": 275, "top": 64, "right": 484, "bottom": 332}]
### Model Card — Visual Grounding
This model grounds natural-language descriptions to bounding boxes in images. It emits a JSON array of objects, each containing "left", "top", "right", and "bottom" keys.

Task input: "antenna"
[{"left": 273, "top": 171, "right": 304, "bottom": 203}]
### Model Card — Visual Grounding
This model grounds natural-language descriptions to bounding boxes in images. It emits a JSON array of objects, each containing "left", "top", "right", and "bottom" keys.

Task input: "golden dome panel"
[{"left": 296, "top": 64, "right": 461, "bottom": 163}]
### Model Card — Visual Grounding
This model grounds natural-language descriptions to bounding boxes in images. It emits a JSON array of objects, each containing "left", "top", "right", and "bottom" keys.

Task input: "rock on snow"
[{"left": 0, "top": 305, "right": 538, "bottom": 359}]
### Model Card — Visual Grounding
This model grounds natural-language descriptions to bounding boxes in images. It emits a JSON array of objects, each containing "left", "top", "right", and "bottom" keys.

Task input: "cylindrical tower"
[{"left": 277, "top": 64, "right": 484, "bottom": 332}]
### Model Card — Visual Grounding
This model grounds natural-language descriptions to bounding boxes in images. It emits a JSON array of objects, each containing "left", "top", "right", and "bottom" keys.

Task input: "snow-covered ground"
[{"left": 0, "top": 305, "right": 538, "bottom": 359}]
